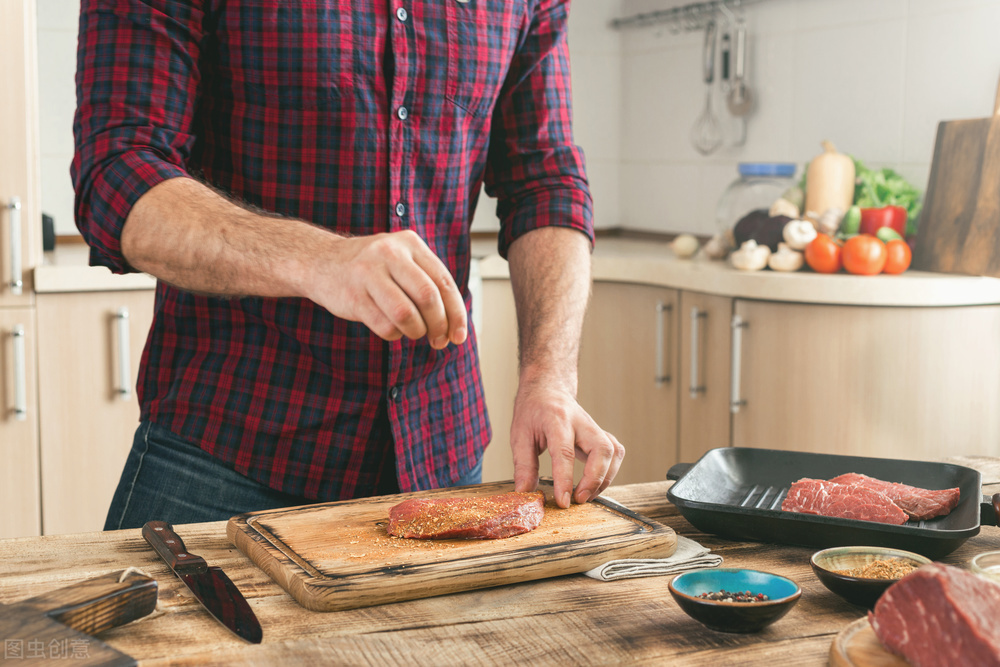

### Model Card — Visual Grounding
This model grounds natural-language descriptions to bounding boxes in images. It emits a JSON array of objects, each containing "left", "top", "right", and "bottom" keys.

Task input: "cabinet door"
[
  {"left": 0, "top": 308, "right": 40, "bottom": 537},
  {"left": 0, "top": 0, "right": 40, "bottom": 306},
  {"left": 678, "top": 292, "right": 733, "bottom": 463},
  {"left": 478, "top": 278, "right": 519, "bottom": 482},
  {"left": 731, "top": 299, "right": 1000, "bottom": 460},
  {"left": 37, "top": 290, "right": 155, "bottom": 534},
  {"left": 577, "top": 282, "right": 679, "bottom": 484}
]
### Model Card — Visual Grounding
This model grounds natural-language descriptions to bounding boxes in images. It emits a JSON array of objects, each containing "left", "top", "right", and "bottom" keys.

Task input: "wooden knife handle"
[{"left": 142, "top": 521, "right": 208, "bottom": 574}]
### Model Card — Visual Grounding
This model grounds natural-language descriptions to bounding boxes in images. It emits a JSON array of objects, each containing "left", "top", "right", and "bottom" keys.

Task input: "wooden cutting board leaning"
[
  {"left": 0, "top": 570, "right": 157, "bottom": 666},
  {"left": 829, "top": 617, "right": 907, "bottom": 666},
  {"left": 913, "top": 74, "right": 1000, "bottom": 277},
  {"left": 228, "top": 480, "right": 677, "bottom": 612}
]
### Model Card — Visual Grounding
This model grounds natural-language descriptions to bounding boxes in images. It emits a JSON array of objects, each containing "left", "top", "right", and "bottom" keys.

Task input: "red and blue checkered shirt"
[{"left": 72, "top": 0, "right": 594, "bottom": 500}]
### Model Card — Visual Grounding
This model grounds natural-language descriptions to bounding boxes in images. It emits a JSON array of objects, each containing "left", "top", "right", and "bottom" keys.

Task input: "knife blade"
[{"left": 142, "top": 520, "right": 263, "bottom": 643}]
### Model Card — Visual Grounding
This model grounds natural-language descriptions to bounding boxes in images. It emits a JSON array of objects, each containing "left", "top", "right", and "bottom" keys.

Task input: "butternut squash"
[{"left": 804, "top": 141, "right": 855, "bottom": 220}]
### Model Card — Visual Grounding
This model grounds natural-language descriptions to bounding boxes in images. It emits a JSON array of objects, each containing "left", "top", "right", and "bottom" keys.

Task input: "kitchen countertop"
[
  {"left": 36, "top": 237, "right": 1000, "bottom": 307},
  {"left": 3, "top": 457, "right": 999, "bottom": 665}
]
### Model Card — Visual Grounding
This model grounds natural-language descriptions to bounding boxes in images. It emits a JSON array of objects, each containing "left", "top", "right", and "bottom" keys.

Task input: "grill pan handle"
[
  {"left": 667, "top": 462, "right": 694, "bottom": 481},
  {"left": 981, "top": 493, "right": 1000, "bottom": 527}
]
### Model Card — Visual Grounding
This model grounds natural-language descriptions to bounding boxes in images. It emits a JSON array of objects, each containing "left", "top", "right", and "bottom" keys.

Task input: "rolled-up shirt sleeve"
[
  {"left": 72, "top": 0, "right": 203, "bottom": 273},
  {"left": 484, "top": 0, "right": 594, "bottom": 259}
]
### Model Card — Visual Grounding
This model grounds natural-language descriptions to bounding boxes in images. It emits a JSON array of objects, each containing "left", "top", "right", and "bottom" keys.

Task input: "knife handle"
[{"left": 142, "top": 521, "right": 209, "bottom": 574}]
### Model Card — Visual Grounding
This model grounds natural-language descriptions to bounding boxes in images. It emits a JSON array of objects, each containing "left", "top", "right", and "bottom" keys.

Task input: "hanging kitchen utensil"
[
  {"left": 690, "top": 20, "right": 723, "bottom": 155},
  {"left": 727, "top": 20, "right": 754, "bottom": 146}
]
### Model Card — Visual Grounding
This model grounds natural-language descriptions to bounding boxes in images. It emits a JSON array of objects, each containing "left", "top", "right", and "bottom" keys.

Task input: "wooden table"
[{"left": 3, "top": 456, "right": 999, "bottom": 666}]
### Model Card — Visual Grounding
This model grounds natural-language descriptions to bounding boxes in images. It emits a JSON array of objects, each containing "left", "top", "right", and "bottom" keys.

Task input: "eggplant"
[{"left": 733, "top": 210, "right": 791, "bottom": 253}]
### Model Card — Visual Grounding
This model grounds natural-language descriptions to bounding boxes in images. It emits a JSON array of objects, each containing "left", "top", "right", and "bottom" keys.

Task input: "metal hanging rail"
[{"left": 610, "top": 0, "right": 767, "bottom": 32}]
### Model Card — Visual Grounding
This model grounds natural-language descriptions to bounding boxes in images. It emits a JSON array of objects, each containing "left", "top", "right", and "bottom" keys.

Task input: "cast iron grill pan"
[{"left": 666, "top": 447, "right": 1000, "bottom": 559}]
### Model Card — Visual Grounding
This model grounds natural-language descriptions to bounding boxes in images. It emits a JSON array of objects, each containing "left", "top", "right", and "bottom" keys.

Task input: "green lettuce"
[{"left": 851, "top": 158, "right": 923, "bottom": 236}]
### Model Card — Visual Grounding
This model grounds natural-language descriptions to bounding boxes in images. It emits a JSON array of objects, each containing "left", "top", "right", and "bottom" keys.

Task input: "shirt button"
[
  {"left": 395, "top": 202, "right": 406, "bottom": 217},
  {"left": 397, "top": 106, "right": 408, "bottom": 120},
  {"left": 396, "top": 7, "right": 408, "bottom": 21},
  {"left": 389, "top": 386, "right": 400, "bottom": 401}
]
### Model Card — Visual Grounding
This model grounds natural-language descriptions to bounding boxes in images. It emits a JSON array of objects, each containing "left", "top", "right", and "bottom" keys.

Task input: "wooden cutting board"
[
  {"left": 912, "top": 75, "right": 1000, "bottom": 277},
  {"left": 0, "top": 570, "right": 157, "bottom": 666},
  {"left": 227, "top": 480, "right": 676, "bottom": 612},
  {"left": 829, "top": 617, "right": 908, "bottom": 667}
]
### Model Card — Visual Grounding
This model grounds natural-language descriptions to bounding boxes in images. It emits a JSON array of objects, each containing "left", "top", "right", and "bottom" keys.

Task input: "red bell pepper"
[{"left": 858, "top": 205, "right": 907, "bottom": 237}]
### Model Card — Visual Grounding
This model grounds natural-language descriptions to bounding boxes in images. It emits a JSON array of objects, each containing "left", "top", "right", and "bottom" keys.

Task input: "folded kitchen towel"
[{"left": 584, "top": 535, "right": 723, "bottom": 581}]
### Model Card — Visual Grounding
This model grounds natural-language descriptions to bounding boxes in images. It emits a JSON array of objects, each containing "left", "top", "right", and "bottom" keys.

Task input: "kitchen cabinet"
[
  {"left": 479, "top": 279, "right": 681, "bottom": 485},
  {"left": 36, "top": 289, "right": 155, "bottom": 535},
  {"left": 0, "top": 308, "right": 40, "bottom": 538},
  {"left": 730, "top": 299, "right": 1000, "bottom": 460},
  {"left": 576, "top": 282, "right": 679, "bottom": 484},
  {"left": 0, "top": 0, "right": 41, "bottom": 307},
  {"left": 678, "top": 291, "right": 732, "bottom": 464}
]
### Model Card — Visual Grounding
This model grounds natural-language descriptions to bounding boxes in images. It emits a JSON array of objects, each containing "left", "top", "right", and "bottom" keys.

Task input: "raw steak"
[
  {"left": 387, "top": 491, "right": 545, "bottom": 540},
  {"left": 781, "top": 478, "right": 908, "bottom": 525},
  {"left": 870, "top": 562, "right": 1000, "bottom": 666},
  {"left": 829, "top": 473, "right": 960, "bottom": 521}
]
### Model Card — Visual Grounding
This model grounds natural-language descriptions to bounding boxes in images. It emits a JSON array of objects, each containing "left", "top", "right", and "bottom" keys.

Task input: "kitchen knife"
[{"left": 142, "top": 520, "right": 263, "bottom": 643}]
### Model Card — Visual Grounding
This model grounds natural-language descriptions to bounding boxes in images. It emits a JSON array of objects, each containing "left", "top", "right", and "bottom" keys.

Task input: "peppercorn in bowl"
[
  {"left": 811, "top": 546, "right": 931, "bottom": 608},
  {"left": 668, "top": 568, "right": 801, "bottom": 633}
]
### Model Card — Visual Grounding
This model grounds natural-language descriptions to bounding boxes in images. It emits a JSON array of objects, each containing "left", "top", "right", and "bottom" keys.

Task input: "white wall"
[{"left": 616, "top": 0, "right": 1000, "bottom": 236}]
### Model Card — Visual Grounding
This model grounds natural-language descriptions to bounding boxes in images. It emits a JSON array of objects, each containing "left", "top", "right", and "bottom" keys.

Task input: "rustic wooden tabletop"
[{"left": 2, "top": 456, "right": 999, "bottom": 666}]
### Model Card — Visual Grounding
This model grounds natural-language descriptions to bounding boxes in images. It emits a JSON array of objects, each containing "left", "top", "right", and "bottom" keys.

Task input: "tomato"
[
  {"left": 804, "top": 234, "right": 842, "bottom": 274},
  {"left": 882, "top": 238, "right": 912, "bottom": 275},
  {"left": 842, "top": 234, "right": 887, "bottom": 275}
]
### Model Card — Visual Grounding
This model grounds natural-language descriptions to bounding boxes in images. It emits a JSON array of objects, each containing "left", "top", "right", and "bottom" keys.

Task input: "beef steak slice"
[
  {"left": 829, "top": 472, "right": 960, "bottom": 521},
  {"left": 870, "top": 562, "right": 1000, "bottom": 666},
  {"left": 781, "top": 478, "right": 908, "bottom": 525},
  {"left": 387, "top": 491, "right": 546, "bottom": 540}
]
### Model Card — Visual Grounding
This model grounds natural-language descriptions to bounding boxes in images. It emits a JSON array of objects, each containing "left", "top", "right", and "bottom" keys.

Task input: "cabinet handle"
[
  {"left": 689, "top": 307, "right": 707, "bottom": 398},
  {"left": 116, "top": 307, "right": 131, "bottom": 400},
  {"left": 730, "top": 314, "right": 748, "bottom": 413},
  {"left": 12, "top": 325, "right": 26, "bottom": 420},
  {"left": 8, "top": 197, "right": 22, "bottom": 296},
  {"left": 655, "top": 302, "right": 672, "bottom": 385}
]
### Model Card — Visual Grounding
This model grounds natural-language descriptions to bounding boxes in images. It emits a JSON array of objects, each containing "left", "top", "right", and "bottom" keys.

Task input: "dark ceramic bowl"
[
  {"left": 668, "top": 568, "right": 801, "bottom": 633},
  {"left": 810, "top": 546, "right": 931, "bottom": 608}
]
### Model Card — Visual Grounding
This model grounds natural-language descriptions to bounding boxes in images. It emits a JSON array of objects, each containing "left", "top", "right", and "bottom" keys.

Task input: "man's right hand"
[
  {"left": 307, "top": 230, "right": 468, "bottom": 349},
  {"left": 121, "top": 178, "right": 467, "bottom": 349}
]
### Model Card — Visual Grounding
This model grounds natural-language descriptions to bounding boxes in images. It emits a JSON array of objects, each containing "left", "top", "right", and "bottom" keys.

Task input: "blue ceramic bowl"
[{"left": 668, "top": 569, "right": 801, "bottom": 633}]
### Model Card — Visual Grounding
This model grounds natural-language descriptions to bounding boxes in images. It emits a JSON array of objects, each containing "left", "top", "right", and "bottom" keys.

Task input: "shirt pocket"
[
  {"left": 444, "top": 0, "right": 525, "bottom": 118},
  {"left": 213, "top": 0, "right": 355, "bottom": 111}
]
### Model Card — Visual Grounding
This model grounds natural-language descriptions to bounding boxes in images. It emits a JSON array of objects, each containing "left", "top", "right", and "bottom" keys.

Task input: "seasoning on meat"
[
  {"left": 781, "top": 478, "right": 908, "bottom": 525},
  {"left": 870, "top": 563, "right": 1000, "bottom": 666},
  {"left": 829, "top": 473, "right": 960, "bottom": 521},
  {"left": 387, "top": 491, "right": 545, "bottom": 540}
]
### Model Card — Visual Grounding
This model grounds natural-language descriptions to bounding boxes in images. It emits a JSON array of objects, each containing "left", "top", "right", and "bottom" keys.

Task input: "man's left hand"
[{"left": 510, "top": 379, "right": 625, "bottom": 509}]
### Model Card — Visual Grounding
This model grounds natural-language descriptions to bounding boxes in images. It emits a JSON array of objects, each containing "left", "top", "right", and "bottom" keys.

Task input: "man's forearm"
[
  {"left": 507, "top": 226, "right": 592, "bottom": 392},
  {"left": 120, "top": 176, "right": 335, "bottom": 298}
]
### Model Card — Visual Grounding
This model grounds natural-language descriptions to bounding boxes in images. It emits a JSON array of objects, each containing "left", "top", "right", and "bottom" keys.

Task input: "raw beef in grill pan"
[
  {"left": 829, "top": 473, "right": 960, "bottom": 520},
  {"left": 781, "top": 478, "right": 909, "bottom": 525}
]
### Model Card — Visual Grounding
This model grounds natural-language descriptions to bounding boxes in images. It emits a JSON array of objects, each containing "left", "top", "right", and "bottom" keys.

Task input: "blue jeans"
[{"left": 104, "top": 421, "right": 483, "bottom": 530}]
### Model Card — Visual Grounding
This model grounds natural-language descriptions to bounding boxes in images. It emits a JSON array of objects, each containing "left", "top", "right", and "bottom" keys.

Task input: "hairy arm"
[
  {"left": 507, "top": 227, "right": 625, "bottom": 508},
  {"left": 121, "top": 177, "right": 467, "bottom": 348}
]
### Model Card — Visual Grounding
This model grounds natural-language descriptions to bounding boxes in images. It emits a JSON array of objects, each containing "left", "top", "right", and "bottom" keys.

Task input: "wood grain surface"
[
  {"left": 913, "top": 76, "right": 1000, "bottom": 277},
  {"left": 829, "top": 617, "right": 908, "bottom": 667},
  {"left": 2, "top": 462, "right": 999, "bottom": 666},
  {"left": 227, "top": 480, "right": 677, "bottom": 611},
  {"left": 0, "top": 570, "right": 157, "bottom": 666}
]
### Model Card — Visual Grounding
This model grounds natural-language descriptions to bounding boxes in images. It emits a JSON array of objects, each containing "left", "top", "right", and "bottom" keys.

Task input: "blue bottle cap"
[{"left": 737, "top": 162, "right": 797, "bottom": 178}]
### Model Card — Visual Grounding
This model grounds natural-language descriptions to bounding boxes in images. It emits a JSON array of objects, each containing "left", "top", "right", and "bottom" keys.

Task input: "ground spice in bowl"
[{"left": 834, "top": 558, "right": 918, "bottom": 580}]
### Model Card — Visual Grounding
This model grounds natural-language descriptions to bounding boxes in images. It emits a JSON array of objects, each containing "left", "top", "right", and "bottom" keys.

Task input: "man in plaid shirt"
[{"left": 73, "top": 0, "right": 624, "bottom": 528}]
